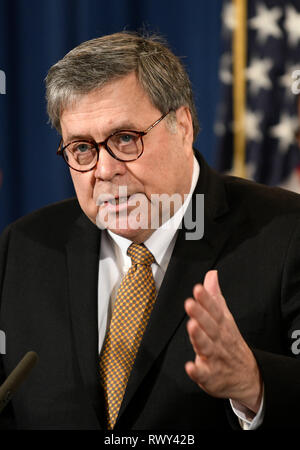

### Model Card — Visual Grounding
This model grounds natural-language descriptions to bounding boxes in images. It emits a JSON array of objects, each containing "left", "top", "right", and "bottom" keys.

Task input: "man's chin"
[
  {"left": 108, "top": 226, "right": 155, "bottom": 244},
  {"left": 95, "top": 206, "right": 156, "bottom": 242},
  {"left": 95, "top": 216, "right": 152, "bottom": 243}
]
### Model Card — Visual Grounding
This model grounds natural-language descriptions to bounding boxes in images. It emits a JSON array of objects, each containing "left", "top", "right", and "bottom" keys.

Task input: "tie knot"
[{"left": 127, "top": 243, "right": 155, "bottom": 266}]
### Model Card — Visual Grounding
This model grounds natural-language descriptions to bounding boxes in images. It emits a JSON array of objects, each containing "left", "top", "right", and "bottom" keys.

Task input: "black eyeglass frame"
[{"left": 57, "top": 110, "right": 172, "bottom": 173}]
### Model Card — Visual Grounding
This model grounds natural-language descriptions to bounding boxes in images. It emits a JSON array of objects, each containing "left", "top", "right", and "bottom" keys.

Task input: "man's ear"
[{"left": 175, "top": 106, "right": 194, "bottom": 149}]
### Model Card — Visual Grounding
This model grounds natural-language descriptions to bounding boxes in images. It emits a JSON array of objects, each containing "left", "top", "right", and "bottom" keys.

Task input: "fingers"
[
  {"left": 191, "top": 283, "right": 224, "bottom": 324},
  {"left": 203, "top": 270, "right": 222, "bottom": 298},
  {"left": 184, "top": 270, "right": 226, "bottom": 362},
  {"left": 185, "top": 359, "right": 209, "bottom": 386},
  {"left": 186, "top": 316, "right": 214, "bottom": 357},
  {"left": 184, "top": 271, "right": 262, "bottom": 404},
  {"left": 185, "top": 298, "right": 219, "bottom": 341}
]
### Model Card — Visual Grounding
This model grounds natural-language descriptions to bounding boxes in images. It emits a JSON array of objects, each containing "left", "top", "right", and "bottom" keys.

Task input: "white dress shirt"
[
  {"left": 98, "top": 155, "right": 199, "bottom": 353},
  {"left": 97, "top": 155, "right": 263, "bottom": 429}
]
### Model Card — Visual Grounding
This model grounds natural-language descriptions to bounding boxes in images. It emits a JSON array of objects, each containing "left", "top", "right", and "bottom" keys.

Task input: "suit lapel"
[
  {"left": 65, "top": 213, "right": 103, "bottom": 422},
  {"left": 117, "top": 152, "right": 234, "bottom": 424}
]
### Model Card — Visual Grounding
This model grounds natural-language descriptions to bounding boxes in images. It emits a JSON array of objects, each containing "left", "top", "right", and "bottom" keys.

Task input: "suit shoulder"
[
  {"left": 222, "top": 174, "right": 300, "bottom": 213},
  {"left": 13, "top": 197, "right": 81, "bottom": 228},
  {"left": 2, "top": 198, "right": 83, "bottom": 246}
]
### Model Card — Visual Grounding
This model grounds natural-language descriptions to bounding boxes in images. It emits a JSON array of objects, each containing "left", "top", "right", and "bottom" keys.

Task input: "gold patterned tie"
[{"left": 99, "top": 243, "right": 157, "bottom": 429}]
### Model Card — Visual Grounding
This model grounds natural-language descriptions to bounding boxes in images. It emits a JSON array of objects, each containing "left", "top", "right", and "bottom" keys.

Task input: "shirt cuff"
[{"left": 229, "top": 385, "right": 265, "bottom": 430}]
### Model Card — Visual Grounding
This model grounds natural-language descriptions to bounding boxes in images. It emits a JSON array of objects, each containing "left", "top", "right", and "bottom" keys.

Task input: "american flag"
[{"left": 215, "top": 0, "right": 300, "bottom": 192}]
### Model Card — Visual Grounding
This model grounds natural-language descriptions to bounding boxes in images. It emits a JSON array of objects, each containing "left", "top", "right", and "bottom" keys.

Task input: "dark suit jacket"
[{"left": 1, "top": 152, "right": 300, "bottom": 430}]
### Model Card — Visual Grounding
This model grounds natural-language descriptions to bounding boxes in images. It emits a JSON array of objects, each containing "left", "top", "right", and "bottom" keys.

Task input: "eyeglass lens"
[{"left": 63, "top": 131, "right": 143, "bottom": 171}]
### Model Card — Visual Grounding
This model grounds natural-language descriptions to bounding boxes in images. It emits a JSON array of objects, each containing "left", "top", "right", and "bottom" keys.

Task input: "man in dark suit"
[{"left": 1, "top": 32, "right": 300, "bottom": 430}]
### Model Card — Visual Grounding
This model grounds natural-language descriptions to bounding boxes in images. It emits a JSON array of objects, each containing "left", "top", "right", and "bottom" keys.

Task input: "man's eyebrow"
[
  {"left": 65, "top": 121, "right": 141, "bottom": 143},
  {"left": 64, "top": 133, "right": 93, "bottom": 142}
]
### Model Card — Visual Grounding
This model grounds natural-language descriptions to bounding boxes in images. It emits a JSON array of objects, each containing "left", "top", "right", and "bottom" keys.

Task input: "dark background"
[{"left": 0, "top": 0, "right": 222, "bottom": 231}]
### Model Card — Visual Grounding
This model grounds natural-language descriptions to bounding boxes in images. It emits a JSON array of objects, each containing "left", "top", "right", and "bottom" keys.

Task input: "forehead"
[{"left": 60, "top": 73, "right": 158, "bottom": 141}]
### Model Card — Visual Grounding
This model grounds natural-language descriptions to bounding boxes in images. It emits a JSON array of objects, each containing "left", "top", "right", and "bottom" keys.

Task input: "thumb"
[{"left": 203, "top": 270, "right": 223, "bottom": 298}]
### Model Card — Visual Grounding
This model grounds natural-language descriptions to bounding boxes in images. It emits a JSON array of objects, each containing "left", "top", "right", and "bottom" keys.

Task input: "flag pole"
[{"left": 233, "top": 0, "right": 247, "bottom": 178}]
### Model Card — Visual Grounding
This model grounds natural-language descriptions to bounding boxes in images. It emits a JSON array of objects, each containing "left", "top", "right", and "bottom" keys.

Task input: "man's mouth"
[
  {"left": 95, "top": 192, "right": 149, "bottom": 230},
  {"left": 108, "top": 196, "right": 129, "bottom": 205},
  {"left": 96, "top": 195, "right": 131, "bottom": 207}
]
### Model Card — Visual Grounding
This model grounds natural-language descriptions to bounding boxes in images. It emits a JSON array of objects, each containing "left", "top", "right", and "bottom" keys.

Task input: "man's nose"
[{"left": 94, "top": 145, "right": 126, "bottom": 180}]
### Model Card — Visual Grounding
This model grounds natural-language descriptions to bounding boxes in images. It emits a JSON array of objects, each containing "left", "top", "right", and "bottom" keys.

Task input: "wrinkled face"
[{"left": 60, "top": 72, "right": 194, "bottom": 243}]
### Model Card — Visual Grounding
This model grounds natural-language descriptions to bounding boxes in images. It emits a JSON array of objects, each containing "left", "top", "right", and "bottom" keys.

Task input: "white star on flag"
[
  {"left": 232, "top": 110, "right": 263, "bottom": 143},
  {"left": 246, "top": 58, "right": 273, "bottom": 94},
  {"left": 219, "top": 53, "right": 232, "bottom": 85},
  {"left": 284, "top": 5, "right": 300, "bottom": 47},
  {"left": 244, "top": 110, "right": 263, "bottom": 143},
  {"left": 245, "top": 162, "right": 256, "bottom": 180},
  {"left": 279, "top": 63, "right": 300, "bottom": 95},
  {"left": 249, "top": 3, "right": 282, "bottom": 43},
  {"left": 269, "top": 114, "right": 299, "bottom": 153},
  {"left": 222, "top": 2, "right": 236, "bottom": 31}
]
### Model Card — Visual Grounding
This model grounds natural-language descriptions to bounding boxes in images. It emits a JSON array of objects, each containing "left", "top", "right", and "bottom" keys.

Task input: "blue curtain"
[{"left": 0, "top": 0, "right": 222, "bottom": 231}]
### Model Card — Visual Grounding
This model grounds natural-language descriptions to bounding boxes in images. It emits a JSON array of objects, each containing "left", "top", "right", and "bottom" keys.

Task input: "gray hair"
[{"left": 45, "top": 31, "right": 200, "bottom": 140}]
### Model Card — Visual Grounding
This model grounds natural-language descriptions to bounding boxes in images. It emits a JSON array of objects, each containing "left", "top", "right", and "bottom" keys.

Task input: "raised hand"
[{"left": 184, "top": 270, "right": 263, "bottom": 413}]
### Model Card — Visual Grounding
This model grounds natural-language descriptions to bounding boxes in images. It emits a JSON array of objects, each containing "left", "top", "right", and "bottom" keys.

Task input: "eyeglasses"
[{"left": 57, "top": 110, "right": 172, "bottom": 173}]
